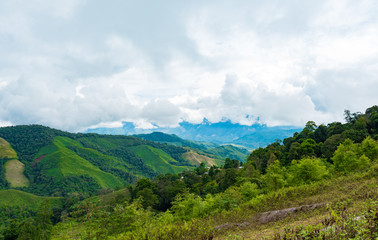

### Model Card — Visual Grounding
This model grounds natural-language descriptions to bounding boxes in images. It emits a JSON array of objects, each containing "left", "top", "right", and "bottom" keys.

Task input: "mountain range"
[{"left": 86, "top": 120, "right": 302, "bottom": 149}]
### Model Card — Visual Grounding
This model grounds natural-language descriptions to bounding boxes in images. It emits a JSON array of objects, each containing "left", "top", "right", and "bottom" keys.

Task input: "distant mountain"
[
  {"left": 135, "top": 132, "right": 250, "bottom": 161},
  {"left": 134, "top": 132, "right": 209, "bottom": 150},
  {"left": 0, "top": 125, "right": 221, "bottom": 197},
  {"left": 87, "top": 120, "right": 302, "bottom": 148}
]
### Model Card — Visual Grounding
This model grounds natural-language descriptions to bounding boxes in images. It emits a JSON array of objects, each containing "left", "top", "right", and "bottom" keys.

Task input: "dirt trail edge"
[{"left": 215, "top": 203, "right": 326, "bottom": 231}]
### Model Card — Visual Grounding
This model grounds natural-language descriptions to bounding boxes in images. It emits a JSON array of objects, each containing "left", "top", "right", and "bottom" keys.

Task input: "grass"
[
  {"left": 212, "top": 174, "right": 378, "bottom": 239},
  {"left": 0, "top": 189, "right": 62, "bottom": 209},
  {"left": 49, "top": 172, "right": 377, "bottom": 240},
  {"left": 128, "top": 145, "right": 189, "bottom": 174},
  {"left": 0, "top": 137, "right": 18, "bottom": 159},
  {"left": 36, "top": 137, "right": 123, "bottom": 189},
  {"left": 4, "top": 159, "right": 29, "bottom": 187}
]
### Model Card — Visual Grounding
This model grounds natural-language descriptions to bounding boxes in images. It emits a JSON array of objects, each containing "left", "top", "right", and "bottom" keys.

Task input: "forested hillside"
[
  {"left": 1, "top": 106, "right": 377, "bottom": 239},
  {"left": 0, "top": 125, "right": 220, "bottom": 197}
]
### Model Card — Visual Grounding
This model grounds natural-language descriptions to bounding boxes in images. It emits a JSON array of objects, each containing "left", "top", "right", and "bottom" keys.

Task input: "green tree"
[
  {"left": 332, "top": 139, "right": 369, "bottom": 173},
  {"left": 360, "top": 137, "right": 378, "bottom": 161},
  {"left": 217, "top": 168, "right": 238, "bottom": 191},
  {"left": 136, "top": 188, "right": 159, "bottom": 209},
  {"left": 289, "top": 158, "right": 328, "bottom": 185},
  {"left": 314, "top": 124, "right": 328, "bottom": 143},
  {"left": 262, "top": 160, "right": 287, "bottom": 192},
  {"left": 322, "top": 134, "right": 345, "bottom": 159},
  {"left": 239, "top": 182, "right": 259, "bottom": 200},
  {"left": 298, "top": 139, "right": 317, "bottom": 157},
  {"left": 35, "top": 199, "right": 53, "bottom": 240}
]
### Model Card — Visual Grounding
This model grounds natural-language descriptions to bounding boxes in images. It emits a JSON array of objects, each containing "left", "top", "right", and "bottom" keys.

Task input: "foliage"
[
  {"left": 289, "top": 157, "right": 328, "bottom": 185},
  {"left": 273, "top": 200, "right": 378, "bottom": 240},
  {"left": 332, "top": 139, "right": 371, "bottom": 174},
  {"left": 262, "top": 160, "right": 287, "bottom": 191}
]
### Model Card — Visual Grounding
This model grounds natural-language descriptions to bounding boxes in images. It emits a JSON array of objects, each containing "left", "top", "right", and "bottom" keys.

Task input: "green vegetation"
[
  {"left": 128, "top": 145, "right": 189, "bottom": 174},
  {"left": 1, "top": 105, "right": 377, "bottom": 239},
  {"left": 36, "top": 136, "right": 123, "bottom": 188},
  {"left": 0, "top": 137, "right": 18, "bottom": 159},
  {"left": 0, "top": 189, "right": 61, "bottom": 208},
  {"left": 0, "top": 190, "right": 63, "bottom": 239},
  {"left": 272, "top": 200, "right": 377, "bottom": 240},
  {"left": 0, "top": 126, "right": 209, "bottom": 197}
]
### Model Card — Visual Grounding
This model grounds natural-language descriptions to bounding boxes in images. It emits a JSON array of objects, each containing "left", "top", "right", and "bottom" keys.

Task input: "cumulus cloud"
[
  {"left": 141, "top": 99, "right": 181, "bottom": 127},
  {"left": 0, "top": 0, "right": 377, "bottom": 131}
]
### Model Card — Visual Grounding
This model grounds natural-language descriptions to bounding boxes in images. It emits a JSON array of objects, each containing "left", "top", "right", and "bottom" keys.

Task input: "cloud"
[
  {"left": 141, "top": 99, "right": 181, "bottom": 127},
  {"left": 0, "top": 0, "right": 377, "bottom": 131}
]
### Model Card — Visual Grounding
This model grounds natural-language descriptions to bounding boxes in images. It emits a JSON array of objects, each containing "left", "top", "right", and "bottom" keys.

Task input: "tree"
[
  {"left": 332, "top": 139, "right": 369, "bottom": 173},
  {"left": 35, "top": 200, "right": 53, "bottom": 240},
  {"left": 322, "top": 134, "right": 345, "bottom": 160},
  {"left": 263, "top": 160, "right": 287, "bottom": 192},
  {"left": 360, "top": 137, "right": 378, "bottom": 161},
  {"left": 298, "top": 139, "right": 317, "bottom": 157},
  {"left": 314, "top": 124, "right": 328, "bottom": 143},
  {"left": 248, "top": 148, "right": 269, "bottom": 173},
  {"left": 132, "top": 178, "right": 157, "bottom": 198},
  {"left": 136, "top": 188, "right": 159, "bottom": 209},
  {"left": 217, "top": 168, "right": 238, "bottom": 191},
  {"left": 289, "top": 158, "right": 328, "bottom": 185}
]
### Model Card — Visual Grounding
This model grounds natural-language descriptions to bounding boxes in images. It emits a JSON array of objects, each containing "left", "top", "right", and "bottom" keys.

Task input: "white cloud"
[
  {"left": 141, "top": 99, "right": 181, "bottom": 127},
  {"left": 0, "top": 0, "right": 377, "bottom": 131}
]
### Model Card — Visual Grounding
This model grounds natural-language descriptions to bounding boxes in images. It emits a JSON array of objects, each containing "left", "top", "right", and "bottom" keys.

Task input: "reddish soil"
[{"left": 32, "top": 154, "right": 46, "bottom": 167}]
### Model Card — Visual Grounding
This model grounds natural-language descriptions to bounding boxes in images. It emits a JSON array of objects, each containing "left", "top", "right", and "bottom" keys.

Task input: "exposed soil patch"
[
  {"left": 183, "top": 150, "right": 217, "bottom": 166},
  {"left": 215, "top": 203, "right": 326, "bottom": 231},
  {"left": 32, "top": 154, "right": 46, "bottom": 167}
]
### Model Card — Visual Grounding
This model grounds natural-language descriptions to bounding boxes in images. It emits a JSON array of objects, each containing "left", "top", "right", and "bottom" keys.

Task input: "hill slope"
[{"left": 0, "top": 125, "right": 219, "bottom": 196}]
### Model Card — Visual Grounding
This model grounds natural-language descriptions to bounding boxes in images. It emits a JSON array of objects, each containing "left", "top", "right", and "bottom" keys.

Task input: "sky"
[{"left": 0, "top": 0, "right": 377, "bottom": 132}]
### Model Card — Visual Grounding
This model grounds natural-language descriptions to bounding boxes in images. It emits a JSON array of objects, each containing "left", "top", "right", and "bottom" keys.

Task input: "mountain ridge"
[{"left": 86, "top": 120, "right": 302, "bottom": 148}]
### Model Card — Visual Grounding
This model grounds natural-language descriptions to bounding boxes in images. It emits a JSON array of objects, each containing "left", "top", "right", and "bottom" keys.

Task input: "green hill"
[
  {"left": 135, "top": 132, "right": 249, "bottom": 161},
  {"left": 0, "top": 125, "right": 215, "bottom": 196},
  {"left": 35, "top": 136, "right": 123, "bottom": 189},
  {"left": 128, "top": 145, "right": 189, "bottom": 174},
  {"left": 0, "top": 189, "right": 62, "bottom": 209}
]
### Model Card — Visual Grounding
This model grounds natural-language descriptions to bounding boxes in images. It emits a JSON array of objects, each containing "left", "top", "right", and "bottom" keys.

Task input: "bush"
[{"left": 289, "top": 158, "right": 328, "bottom": 185}]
